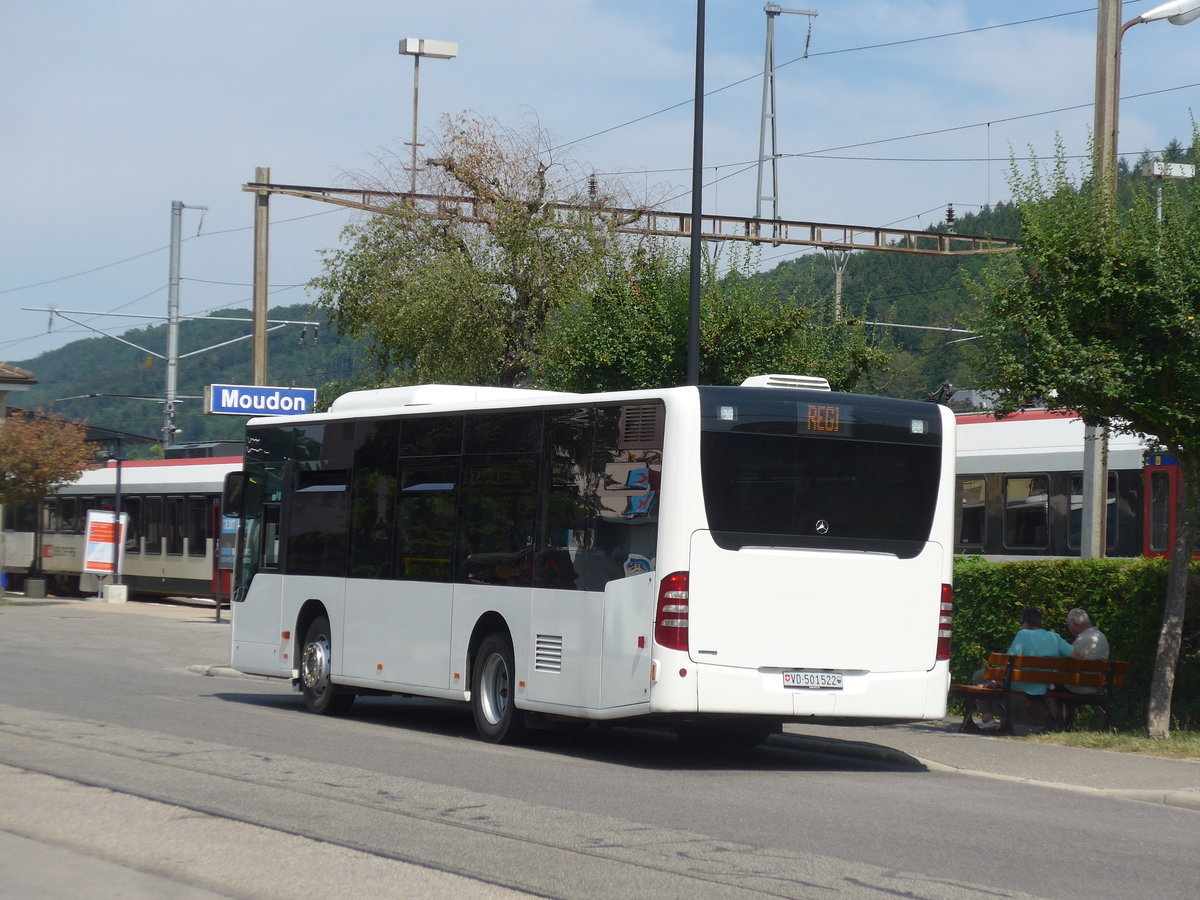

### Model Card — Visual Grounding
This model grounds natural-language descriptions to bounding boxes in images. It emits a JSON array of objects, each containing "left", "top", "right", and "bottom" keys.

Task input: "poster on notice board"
[{"left": 83, "top": 510, "right": 129, "bottom": 577}]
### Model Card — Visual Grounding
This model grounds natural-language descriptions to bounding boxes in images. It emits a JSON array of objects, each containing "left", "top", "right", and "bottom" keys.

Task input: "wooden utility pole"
[{"left": 252, "top": 166, "right": 270, "bottom": 386}]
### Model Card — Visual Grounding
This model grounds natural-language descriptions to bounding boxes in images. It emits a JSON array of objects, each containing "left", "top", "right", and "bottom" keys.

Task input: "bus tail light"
[
  {"left": 937, "top": 584, "right": 953, "bottom": 661},
  {"left": 655, "top": 571, "right": 690, "bottom": 651}
]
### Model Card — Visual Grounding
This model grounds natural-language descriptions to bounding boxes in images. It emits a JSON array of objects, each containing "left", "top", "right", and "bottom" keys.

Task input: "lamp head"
[
  {"left": 398, "top": 38, "right": 458, "bottom": 59},
  {"left": 1138, "top": 1, "right": 1200, "bottom": 25}
]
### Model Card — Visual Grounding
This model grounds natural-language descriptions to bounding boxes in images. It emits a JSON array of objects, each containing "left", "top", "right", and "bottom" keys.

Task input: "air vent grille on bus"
[
  {"left": 741, "top": 374, "right": 831, "bottom": 391},
  {"left": 534, "top": 634, "right": 564, "bottom": 672},
  {"left": 619, "top": 405, "right": 664, "bottom": 449}
]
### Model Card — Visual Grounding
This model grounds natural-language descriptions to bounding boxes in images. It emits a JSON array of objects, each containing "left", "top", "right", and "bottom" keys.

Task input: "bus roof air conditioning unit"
[{"left": 741, "top": 374, "right": 831, "bottom": 391}]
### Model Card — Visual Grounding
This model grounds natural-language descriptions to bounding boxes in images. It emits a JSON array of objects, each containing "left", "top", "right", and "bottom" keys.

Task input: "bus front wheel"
[
  {"left": 471, "top": 633, "right": 527, "bottom": 744},
  {"left": 300, "top": 615, "right": 355, "bottom": 716}
]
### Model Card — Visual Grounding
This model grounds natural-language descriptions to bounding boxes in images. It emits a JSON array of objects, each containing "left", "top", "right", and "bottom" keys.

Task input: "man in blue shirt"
[{"left": 978, "top": 608, "right": 1073, "bottom": 731}]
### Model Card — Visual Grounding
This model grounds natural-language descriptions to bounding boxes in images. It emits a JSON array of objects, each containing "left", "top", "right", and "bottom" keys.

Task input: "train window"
[
  {"left": 955, "top": 477, "right": 986, "bottom": 548},
  {"left": 81, "top": 497, "right": 101, "bottom": 533},
  {"left": 166, "top": 497, "right": 184, "bottom": 555},
  {"left": 44, "top": 498, "right": 61, "bottom": 534},
  {"left": 1004, "top": 475, "right": 1049, "bottom": 548},
  {"left": 144, "top": 497, "right": 164, "bottom": 555},
  {"left": 185, "top": 496, "right": 210, "bottom": 557},
  {"left": 123, "top": 496, "right": 141, "bottom": 553},
  {"left": 1067, "top": 473, "right": 1119, "bottom": 551},
  {"left": 61, "top": 498, "right": 80, "bottom": 533},
  {"left": 1149, "top": 470, "right": 1171, "bottom": 553},
  {"left": 3, "top": 501, "right": 36, "bottom": 532}
]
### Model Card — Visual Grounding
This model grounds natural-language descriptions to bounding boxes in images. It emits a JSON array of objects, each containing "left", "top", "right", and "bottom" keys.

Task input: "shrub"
[{"left": 951, "top": 557, "right": 1200, "bottom": 730}]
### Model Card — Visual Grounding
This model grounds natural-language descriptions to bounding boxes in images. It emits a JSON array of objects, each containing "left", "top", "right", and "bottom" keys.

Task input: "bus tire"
[
  {"left": 300, "top": 615, "right": 355, "bottom": 716},
  {"left": 471, "top": 633, "right": 527, "bottom": 744}
]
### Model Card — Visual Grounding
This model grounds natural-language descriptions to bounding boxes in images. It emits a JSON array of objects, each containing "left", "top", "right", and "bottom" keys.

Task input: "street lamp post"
[
  {"left": 686, "top": 1, "right": 705, "bottom": 386},
  {"left": 110, "top": 439, "right": 123, "bottom": 589},
  {"left": 398, "top": 38, "right": 458, "bottom": 197},
  {"left": 1080, "top": 0, "right": 1200, "bottom": 559}
]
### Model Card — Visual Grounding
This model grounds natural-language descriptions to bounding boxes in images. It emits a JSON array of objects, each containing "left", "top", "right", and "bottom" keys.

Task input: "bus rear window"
[{"left": 700, "top": 429, "right": 941, "bottom": 557}]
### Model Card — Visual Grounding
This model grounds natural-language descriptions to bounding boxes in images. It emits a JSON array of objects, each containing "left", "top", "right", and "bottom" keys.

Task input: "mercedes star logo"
[{"left": 815, "top": 519, "right": 830, "bottom": 535}]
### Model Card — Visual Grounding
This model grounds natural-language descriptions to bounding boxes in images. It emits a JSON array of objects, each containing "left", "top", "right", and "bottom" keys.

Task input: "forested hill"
[
  {"left": 752, "top": 201, "right": 1022, "bottom": 399},
  {"left": 11, "top": 304, "right": 360, "bottom": 449}
]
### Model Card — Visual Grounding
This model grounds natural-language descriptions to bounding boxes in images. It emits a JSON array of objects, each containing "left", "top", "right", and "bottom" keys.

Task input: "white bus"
[{"left": 226, "top": 376, "right": 955, "bottom": 744}]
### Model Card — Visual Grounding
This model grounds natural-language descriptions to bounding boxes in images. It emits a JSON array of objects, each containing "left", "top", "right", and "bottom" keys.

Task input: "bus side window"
[
  {"left": 460, "top": 455, "right": 538, "bottom": 587},
  {"left": 395, "top": 460, "right": 458, "bottom": 583},
  {"left": 349, "top": 420, "right": 399, "bottom": 579},
  {"left": 284, "top": 470, "right": 350, "bottom": 577},
  {"left": 591, "top": 406, "right": 661, "bottom": 583},
  {"left": 261, "top": 503, "right": 281, "bottom": 570}
]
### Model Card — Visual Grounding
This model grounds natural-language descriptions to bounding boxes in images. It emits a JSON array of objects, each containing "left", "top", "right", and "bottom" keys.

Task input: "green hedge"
[{"left": 951, "top": 557, "right": 1200, "bottom": 731}]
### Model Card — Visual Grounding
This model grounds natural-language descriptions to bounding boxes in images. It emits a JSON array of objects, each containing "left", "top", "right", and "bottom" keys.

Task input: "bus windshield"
[{"left": 699, "top": 387, "right": 943, "bottom": 556}]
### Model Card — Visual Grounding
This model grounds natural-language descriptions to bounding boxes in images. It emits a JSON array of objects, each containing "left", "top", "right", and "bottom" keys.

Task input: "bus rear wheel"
[
  {"left": 300, "top": 615, "right": 355, "bottom": 716},
  {"left": 471, "top": 633, "right": 527, "bottom": 744}
]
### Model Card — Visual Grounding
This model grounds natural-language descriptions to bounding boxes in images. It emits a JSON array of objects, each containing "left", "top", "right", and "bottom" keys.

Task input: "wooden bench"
[{"left": 950, "top": 653, "right": 1129, "bottom": 734}]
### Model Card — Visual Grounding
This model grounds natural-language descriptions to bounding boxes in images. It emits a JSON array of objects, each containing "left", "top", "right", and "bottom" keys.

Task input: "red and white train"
[
  {"left": 1, "top": 454, "right": 241, "bottom": 598},
  {"left": 955, "top": 406, "right": 1180, "bottom": 559}
]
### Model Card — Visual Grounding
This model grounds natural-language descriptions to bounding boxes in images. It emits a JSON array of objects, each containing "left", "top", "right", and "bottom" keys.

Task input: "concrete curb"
[
  {"left": 771, "top": 733, "right": 1200, "bottom": 812},
  {"left": 187, "top": 664, "right": 251, "bottom": 679}
]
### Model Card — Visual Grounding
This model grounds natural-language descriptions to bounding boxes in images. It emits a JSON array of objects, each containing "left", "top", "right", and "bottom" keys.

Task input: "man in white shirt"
[
  {"left": 1068, "top": 608, "right": 1109, "bottom": 665},
  {"left": 1042, "top": 608, "right": 1112, "bottom": 730}
]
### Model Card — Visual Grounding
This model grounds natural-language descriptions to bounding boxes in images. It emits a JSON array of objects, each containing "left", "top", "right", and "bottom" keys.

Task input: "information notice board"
[{"left": 83, "top": 510, "right": 129, "bottom": 577}]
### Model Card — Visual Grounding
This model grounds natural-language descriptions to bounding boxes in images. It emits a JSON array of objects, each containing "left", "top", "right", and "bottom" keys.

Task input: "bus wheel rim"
[
  {"left": 480, "top": 653, "right": 509, "bottom": 725},
  {"left": 302, "top": 635, "right": 331, "bottom": 695}
]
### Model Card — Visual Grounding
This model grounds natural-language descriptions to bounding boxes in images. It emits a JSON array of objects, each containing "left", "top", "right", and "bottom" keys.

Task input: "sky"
[{"left": 3, "top": 1, "right": 1199, "bottom": 376}]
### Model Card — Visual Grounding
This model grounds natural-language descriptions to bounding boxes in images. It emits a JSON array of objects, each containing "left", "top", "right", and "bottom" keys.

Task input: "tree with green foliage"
[
  {"left": 311, "top": 114, "right": 632, "bottom": 388},
  {"left": 539, "top": 240, "right": 890, "bottom": 391},
  {"left": 970, "top": 136, "right": 1200, "bottom": 738},
  {"left": 313, "top": 113, "right": 891, "bottom": 395},
  {"left": 0, "top": 411, "right": 96, "bottom": 576}
]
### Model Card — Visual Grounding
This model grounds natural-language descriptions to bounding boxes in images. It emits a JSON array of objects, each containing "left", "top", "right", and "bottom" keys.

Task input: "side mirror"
[{"left": 222, "top": 471, "right": 245, "bottom": 518}]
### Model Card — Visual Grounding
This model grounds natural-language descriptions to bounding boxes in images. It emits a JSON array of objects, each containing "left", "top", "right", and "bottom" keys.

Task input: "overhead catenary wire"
[{"left": 551, "top": 6, "right": 1105, "bottom": 155}]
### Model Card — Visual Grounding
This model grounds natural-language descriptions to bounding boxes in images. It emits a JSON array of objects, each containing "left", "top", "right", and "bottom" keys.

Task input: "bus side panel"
[
  {"left": 599, "top": 571, "right": 654, "bottom": 710},
  {"left": 525, "top": 587, "right": 604, "bottom": 709},
  {"left": 342, "top": 579, "right": 452, "bottom": 689},
  {"left": 519, "top": 573, "right": 653, "bottom": 715},
  {"left": 230, "top": 573, "right": 289, "bottom": 677},
  {"left": 450, "top": 582, "right": 532, "bottom": 701}
]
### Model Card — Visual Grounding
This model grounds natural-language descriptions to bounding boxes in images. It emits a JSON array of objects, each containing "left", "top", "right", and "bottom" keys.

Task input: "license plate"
[{"left": 782, "top": 670, "right": 843, "bottom": 690}]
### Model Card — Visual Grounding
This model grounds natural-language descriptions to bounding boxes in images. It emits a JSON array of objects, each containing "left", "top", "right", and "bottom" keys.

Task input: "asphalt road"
[{"left": 1, "top": 596, "right": 1196, "bottom": 899}]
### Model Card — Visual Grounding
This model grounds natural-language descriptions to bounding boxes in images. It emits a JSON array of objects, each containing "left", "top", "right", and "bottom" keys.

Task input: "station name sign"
[{"left": 206, "top": 384, "right": 318, "bottom": 417}]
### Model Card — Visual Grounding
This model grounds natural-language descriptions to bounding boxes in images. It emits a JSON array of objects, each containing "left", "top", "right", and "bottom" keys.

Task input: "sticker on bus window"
[
  {"left": 624, "top": 491, "right": 656, "bottom": 516},
  {"left": 625, "top": 467, "right": 651, "bottom": 490},
  {"left": 624, "top": 554, "right": 652, "bottom": 576}
]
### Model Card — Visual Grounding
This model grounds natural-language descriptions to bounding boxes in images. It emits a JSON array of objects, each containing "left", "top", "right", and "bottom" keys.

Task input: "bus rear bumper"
[{"left": 654, "top": 661, "right": 950, "bottom": 720}]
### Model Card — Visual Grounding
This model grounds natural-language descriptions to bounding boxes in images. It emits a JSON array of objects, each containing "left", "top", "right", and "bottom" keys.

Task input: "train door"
[{"left": 1144, "top": 456, "right": 1175, "bottom": 557}]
